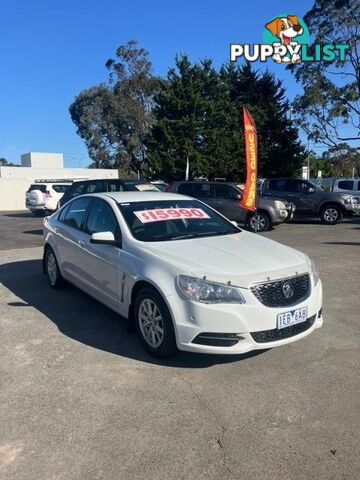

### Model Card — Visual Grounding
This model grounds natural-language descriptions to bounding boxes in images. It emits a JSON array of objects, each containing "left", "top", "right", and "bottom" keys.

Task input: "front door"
[{"left": 77, "top": 198, "right": 122, "bottom": 312}]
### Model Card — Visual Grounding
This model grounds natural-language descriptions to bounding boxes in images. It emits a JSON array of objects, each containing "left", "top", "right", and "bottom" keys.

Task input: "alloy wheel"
[
  {"left": 250, "top": 214, "right": 267, "bottom": 232},
  {"left": 324, "top": 208, "right": 339, "bottom": 223},
  {"left": 138, "top": 298, "right": 164, "bottom": 348},
  {"left": 47, "top": 252, "right": 58, "bottom": 285}
]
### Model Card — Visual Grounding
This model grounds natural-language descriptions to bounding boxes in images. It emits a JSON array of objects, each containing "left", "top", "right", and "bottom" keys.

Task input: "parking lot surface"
[{"left": 0, "top": 212, "right": 359, "bottom": 479}]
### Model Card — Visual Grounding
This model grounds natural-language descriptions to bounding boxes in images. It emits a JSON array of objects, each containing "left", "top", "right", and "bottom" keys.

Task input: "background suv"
[
  {"left": 26, "top": 182, "right": 71, "bottom": 216},
  {"left": 258, "top": 178, "right": 360, "bottom": 224},
  {"left": 59, "top": 178, "right": 159, "bottom": 207},
  {"left": 167, "top": 181, "right": 292, "bottom": 232}
]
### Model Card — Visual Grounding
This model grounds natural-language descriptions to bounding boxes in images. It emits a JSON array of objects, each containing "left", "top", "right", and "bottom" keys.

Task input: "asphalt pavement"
[{"left": 0, "top": 212, "right": 359, "bottom": 480}]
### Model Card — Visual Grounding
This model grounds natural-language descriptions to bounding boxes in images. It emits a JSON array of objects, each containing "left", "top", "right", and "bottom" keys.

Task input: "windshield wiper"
[{"left": 169, "top": 230, "right": 238, "bottom": 241}]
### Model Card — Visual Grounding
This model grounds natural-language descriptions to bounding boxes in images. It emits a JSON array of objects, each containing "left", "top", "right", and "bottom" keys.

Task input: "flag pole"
[{"left": 240, "top": 107, "right": 258, "bottom": 232}]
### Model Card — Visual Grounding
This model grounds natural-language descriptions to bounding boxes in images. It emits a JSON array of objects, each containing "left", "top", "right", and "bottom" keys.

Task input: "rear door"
[{"left": 26, "top": 184, "right": 47, "bottom": 207}]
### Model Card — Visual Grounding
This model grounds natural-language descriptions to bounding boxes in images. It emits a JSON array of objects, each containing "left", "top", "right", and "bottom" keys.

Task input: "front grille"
[
  {"left": 251, "top": 274, "right": 310, "bottom": 307},
  {"left": 251, "top": 314, "right": 316, "bottom": 343}
]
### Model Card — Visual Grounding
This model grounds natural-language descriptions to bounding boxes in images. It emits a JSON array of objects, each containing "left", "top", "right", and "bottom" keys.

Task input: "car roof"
[
  {"left": 173, "top": 180, "right": 236, "bottom": 185},
  {"left": 86, "top": 191, "right": 191, "bottom": 203},
  {"left": 71, "top": 178, "right": 148, "bottom": 184}
]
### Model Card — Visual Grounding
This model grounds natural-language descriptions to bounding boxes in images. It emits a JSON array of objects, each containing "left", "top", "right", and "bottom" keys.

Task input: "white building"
[
  {"left": 21, "top": 152, "right": 64, "bottom": 169},
  {"left": 0, "top": 152, "right": 118, "bottom": 211}
]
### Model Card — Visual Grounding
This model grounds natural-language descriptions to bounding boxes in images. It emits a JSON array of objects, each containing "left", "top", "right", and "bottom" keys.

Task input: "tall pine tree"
[
  {"left": 221, "top": 62, "right": 305, "bottom": 177},
  {"left": 147, "top": 59, "right": 304, "bottom": 180},
  {"left": 146, "top": 56, "right": 242, "bottom": 180}
]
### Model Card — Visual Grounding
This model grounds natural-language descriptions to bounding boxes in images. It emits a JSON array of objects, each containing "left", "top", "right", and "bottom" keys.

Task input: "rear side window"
[
  {"left": 107, "top": 180, "right": 124, "bottom": 192},
  {"left": 52, "top": 185, "right": 70, "bottom": 193},
  {"left": 69, "top": 182, "right": 86, "bottom": 199},
  {"left": 177, "top": 183, "right": 193, "bottom": 195},
  {"left": 28, "top": 184, "right": 47, "bottom": 193},
  {"left": 268, "top": 180, "right": 287, "bottom": 191},
  {"left": 178, "top": 183, "right": 212, "bottom": 198},
  {"left": 337, "top": 180, "right": 354, "bottom": 190},
  {"left": 214, "top": 184, "right": 238, "bottom": 199},
  {"left": 62, "top": 197, "right": 92, "bottom": 231},
  {"left": 85, "top": 180, "right": 106, "bottom": 193}
]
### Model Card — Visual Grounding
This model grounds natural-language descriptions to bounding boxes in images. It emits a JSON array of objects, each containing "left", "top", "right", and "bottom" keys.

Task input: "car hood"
[{"left": 147, "top": 231, "right": 309, "bottom": 287}]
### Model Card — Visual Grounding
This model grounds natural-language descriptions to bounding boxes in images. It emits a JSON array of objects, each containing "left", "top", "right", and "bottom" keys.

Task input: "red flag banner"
[{"left": 240, "top": 107, "right": 258, "bottom": 212}]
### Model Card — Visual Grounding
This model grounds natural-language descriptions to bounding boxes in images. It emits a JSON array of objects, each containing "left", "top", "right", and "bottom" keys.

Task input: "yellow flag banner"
[{"left": 240, "top": 107, "right": 258, "bottom": 212}]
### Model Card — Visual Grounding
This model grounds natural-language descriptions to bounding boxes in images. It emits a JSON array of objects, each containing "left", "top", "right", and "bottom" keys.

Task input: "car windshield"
[{"left": 118, "top": 199, "right": 240, "bottom": 242}]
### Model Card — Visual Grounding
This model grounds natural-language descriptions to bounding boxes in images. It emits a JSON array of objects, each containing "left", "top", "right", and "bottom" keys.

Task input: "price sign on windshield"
[{"left": 134, "top": 208, "right": 210, "bottom": 223}]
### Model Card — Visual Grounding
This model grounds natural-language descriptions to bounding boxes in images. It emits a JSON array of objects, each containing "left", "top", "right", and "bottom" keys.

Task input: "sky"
[{"left": 1, "top": 0, "right": 317, "bottom": 167}]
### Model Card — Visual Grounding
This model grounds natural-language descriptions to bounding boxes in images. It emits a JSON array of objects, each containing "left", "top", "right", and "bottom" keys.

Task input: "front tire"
[
  {"left": 45, "top": 247, "right": 65, "bottom": 289},
  {"left": 247, "top": 211, "right": 271, "bottom": 232},
  {"left": 134, "top": 287, "right": 177, "bottom": 357},
  {"left": 320, "top": 205, "right": 343, "bottom": 225}
]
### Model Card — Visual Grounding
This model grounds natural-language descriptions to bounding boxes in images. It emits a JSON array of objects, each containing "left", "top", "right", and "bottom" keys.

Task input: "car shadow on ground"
[
  {"left": 3, "top": 212, "right": 36, "bottom": 218},
  {"left": 0, "top": 259, "right": 268, "bottom": 368},
  {"left": 23, "top": 229, "right": 43, "bottom": 236},
  {"left": 23, "top": 229, "right": 43, "bottom": 235},
  {"left": 322, "top": 241, "right": 360, "bottom": 246}
]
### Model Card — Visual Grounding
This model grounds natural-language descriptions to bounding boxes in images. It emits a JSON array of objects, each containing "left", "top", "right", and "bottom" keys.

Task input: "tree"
[
  {"left": 290, "top": 0, "right": 360, "bottom": 151},
  {"left": 0, "top": 157, "right": 19, "bottom": 166},
  {"left": 221, "top": 62, "right": 305, "bottom": 177},
  {"left": 147, "top": 56, "right": 242, "bottom": 180},
  {"left": 70, "top": 41, "right": 159, "bottom": 173}
]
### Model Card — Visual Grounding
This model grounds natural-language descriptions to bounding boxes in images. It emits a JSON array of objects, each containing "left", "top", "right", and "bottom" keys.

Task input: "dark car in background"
[
  {"left": 258, "top": 178, "right": 360, "bottom": 224},
  {"left": 167, "top": 181, "right": 293, "bottom": 232},
  {"left": 59, "top": 178, "right": 159, "bottom": 208}
]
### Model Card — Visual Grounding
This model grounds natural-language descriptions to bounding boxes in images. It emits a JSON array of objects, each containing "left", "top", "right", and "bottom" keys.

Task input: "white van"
[{"left": 331, "top": 178, "right": 360, "bottom": 195}]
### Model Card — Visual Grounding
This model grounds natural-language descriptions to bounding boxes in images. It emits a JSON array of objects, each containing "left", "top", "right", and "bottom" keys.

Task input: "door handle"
[{"left": 77, "top": 240, "right": 86, "bottom": 248}]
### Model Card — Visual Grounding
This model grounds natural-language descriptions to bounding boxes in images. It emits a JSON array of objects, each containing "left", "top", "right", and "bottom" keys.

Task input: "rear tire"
[
  {"left": 134, "top": 287, "right": 177, "bottom": 357},
  {"left": 320, "top": 205, "right": 343, "bottom": 225},
  {"left": 45, "top": 247, "right": 65, "bottom": 289},
  {"left": 247, "top": 211, "right": 271, "bottom": 232}
]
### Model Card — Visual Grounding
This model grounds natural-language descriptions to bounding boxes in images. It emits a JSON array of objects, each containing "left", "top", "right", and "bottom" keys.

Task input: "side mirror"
[
  {"left": 230, "top": 193, "right": 242, "bottom": 200},
  {"left": 231, "top": 221, "right": 239, "bottom": 227},
  {"left": 90, "top": 231, "right": 120, "bottom": 247},
  {"left": 308, "top": 187, "right": 316, "bottom": 194}
]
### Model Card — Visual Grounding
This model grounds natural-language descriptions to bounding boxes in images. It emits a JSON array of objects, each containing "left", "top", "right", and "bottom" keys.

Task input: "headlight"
[
  {"left": 343, "top": 195, "right": 352, "bottom": 204},
  {"left": 275, "top": 200, "right": 286, "bottom": 209},
  {"left": 310, "top": 258, "right": 320, "bottom": 286},
  {"left": 177, "top": 275, "right": 245, "bottom": 304}
]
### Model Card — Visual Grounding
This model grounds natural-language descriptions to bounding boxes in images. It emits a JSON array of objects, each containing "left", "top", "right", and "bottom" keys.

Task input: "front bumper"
[
  {"left": 345, "top": 203, "right": 360, "bottom": 216},
  {"left": 169, "top": 279, "right": 323, "bottom": 354},
  {"left": 271, "top": 208, "right": 288, "bottom": 225}
]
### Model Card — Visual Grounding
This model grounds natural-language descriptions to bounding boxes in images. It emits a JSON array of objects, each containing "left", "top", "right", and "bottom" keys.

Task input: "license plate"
[{"left": 277, "top": 307, "right": 307, "bottom": 330}]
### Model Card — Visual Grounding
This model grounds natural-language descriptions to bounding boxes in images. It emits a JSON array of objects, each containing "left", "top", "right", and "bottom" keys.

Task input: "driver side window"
[{"left": 85, "top": 199, "right": 120, "bottom": 240}]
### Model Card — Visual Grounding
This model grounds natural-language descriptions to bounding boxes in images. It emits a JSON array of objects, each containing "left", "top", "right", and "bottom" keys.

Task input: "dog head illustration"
[{"left": 265, "top": 15, "right": 303, "bottom": 45}]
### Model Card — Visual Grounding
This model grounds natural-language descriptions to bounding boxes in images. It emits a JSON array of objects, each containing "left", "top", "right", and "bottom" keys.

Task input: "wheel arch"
[
  {"left": 128, "top": 279, "right": 177, "bottom": 336},
  {"left": 319, "top": 201, "right": 346, "bottom": 213}
]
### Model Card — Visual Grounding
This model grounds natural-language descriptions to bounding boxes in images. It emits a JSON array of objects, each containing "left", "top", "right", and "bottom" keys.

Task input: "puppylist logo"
[{"left": 230, "top": 14, "right": 349, "bottom": 64}]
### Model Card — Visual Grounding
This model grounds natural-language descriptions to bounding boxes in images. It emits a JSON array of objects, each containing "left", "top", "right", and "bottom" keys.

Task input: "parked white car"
[
  {"left": 331, "top": 178, "right": 360, "bottom": 195},
  {"left": 43, "top": 192, "right": 323, "bottom": 357},
  {"left": 26, "top": 182, "right": 71, "bottom": 216}
]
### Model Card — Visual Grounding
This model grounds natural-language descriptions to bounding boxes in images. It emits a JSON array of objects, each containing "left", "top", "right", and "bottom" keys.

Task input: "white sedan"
[{"left": 43, "top": 192, "right": 323, "bottom": 357}]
